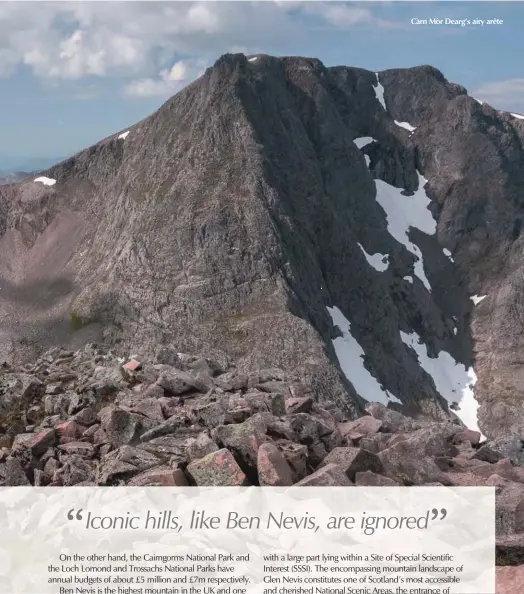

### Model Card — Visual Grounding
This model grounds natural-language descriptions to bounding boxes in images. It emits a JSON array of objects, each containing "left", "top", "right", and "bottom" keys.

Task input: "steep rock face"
[{"left": 1, "top": 53, "right": 523, "bottom": 436}]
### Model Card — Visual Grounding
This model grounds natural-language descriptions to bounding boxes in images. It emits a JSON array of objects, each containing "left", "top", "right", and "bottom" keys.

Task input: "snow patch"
[
  {"left": 34, "top": 176, "right": 56, "bottom": 186},
  {"left": 374, "top": 173, "right": 435, "bottom": 291},
  {"left": 328, "top": 306, "right": 402, "bottom": 405},
  {"left": 354, "top": 136, "right": 375, "bottom": 149},
  {"left": 471, "top": 295, "right": 487, "bottom": 305},
  {"left": 403, "top": 276, "right": 413, "bottom": 284},
  {"left": 453, "top": 327, "right": 458, "bottom": 335},
  {"left": 357, "top": 243, "right": 389, "bottom": 272},
  {"left": 474, "top": 98, "right": 484, "bottom": 105},
  {"left": 400, "top": 330, "right": 482, "bottom": 433},
  {"left": 443, "top": 248, "right": 454, "bottom": 262},
  {"left": 374, "top": 73, "right": 386, "bottom": 110},
  {"left": 248, "top": 57, "right": 258, "bottom": 62},
  {"left": 394, "top": 120, "right": 416, "bottom": 132},
  {"left": 118, "top": 131, "right": 130, "bottom": 140},
  {"left": 511, "top": 113, "right": 524, "bottom": 120},
  {"left": 364, "top": 155, "right": 370, "bottom": 167}
]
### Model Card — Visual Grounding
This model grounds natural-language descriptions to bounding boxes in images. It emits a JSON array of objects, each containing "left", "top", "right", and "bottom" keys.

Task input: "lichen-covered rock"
[
  {"left": 212, "top": 421, "right": 266, "bottom": 480},
  {"left": 100, "top": 406, "right": 150, "bottom": 447},
  {"left": 187, "top": 449, "right": 249, "bottom": 486}
]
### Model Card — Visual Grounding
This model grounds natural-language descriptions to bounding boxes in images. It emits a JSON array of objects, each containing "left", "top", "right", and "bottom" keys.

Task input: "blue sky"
[{"left": 0, "top": 1, "right": 523, "bottom": 170}]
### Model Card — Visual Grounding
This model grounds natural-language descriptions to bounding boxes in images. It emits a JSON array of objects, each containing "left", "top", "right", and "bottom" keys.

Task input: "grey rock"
[
  {"left": 4, "top": 457, "right": 30, "bottom": 486},
  {"left": 100, "top": 406, "right": 151, "bottom": 447},
  {"left": 295, "top": 463, "right": 353, "bottom": 486},
  {"left": 257, "top": 442, "right": 294, "bottom": 486},
  {"left": 186, "top": 432, "right": 219, "bottom": 462},
  {"left": 319, "top": 447, "right": 384, "bottom": 481},
  {"left": 474, "top": 435, "right": 524, "bottom": 466}
]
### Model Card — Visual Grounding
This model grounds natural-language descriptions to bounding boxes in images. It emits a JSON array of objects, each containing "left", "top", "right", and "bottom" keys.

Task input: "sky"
[{"left": 0, "top": 1, "right": 523, "bottom": 170}]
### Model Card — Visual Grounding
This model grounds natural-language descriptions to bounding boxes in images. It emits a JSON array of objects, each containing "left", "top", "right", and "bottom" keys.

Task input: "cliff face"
[{"left": 1, "top": 53, "right": 524, "bottom": 437}]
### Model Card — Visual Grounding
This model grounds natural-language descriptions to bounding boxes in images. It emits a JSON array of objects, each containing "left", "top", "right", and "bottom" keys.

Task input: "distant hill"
[
  {"left": 0, "top": 171, "right": 30, "bottom": 185},
  {"left": 0, "top": 156, "right": 61, "bottom": 176}
]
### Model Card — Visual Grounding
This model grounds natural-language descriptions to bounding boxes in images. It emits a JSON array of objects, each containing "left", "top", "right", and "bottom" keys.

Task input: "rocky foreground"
[{"left": 0, "top": 343, "right": 523, "bottom": 588}]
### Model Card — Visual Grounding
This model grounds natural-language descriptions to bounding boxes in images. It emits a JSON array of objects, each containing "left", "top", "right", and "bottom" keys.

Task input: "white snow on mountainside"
[
  {"left": 328, "top": 306, "right": 402, "bottom": 405},
  {"left": 374, "top": 73, "right": 386, "bottom": 110},
  {"left": 353, "top": 137, "right": 375, "bottom": 149},
  {"left": 34, "top": 176, "right": 56, "bottom": 186},
  {"left": 471, "top": 295, "right": 487, "bottom": 305},
  {"left": 394, "top": 120, "right": 416, "bottom": 132},
  {"left": 357, "top": 243, "right": 389, "bottom": 272},
  {"left": 374, "top": 173, "right": 435, "bottom": 291},
  {"left": 400, "top": 330, "right": 482, "bottom": 433},
  {"left": 443, "top": 248, "right": 454, "bottom": 262}
]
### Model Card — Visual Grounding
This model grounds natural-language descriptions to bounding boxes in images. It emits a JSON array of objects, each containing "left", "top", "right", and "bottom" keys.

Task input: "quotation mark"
[
  {"left": 431, "top": 508, "right": 447, "bottom": 520},
  {"left": 67, "top": 509, "right": 84, "bottom": 521}
]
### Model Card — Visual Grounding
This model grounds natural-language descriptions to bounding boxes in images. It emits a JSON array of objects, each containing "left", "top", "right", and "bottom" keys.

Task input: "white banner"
[{"left": 0, "top": 486, "right": 495, "bottom": 594}]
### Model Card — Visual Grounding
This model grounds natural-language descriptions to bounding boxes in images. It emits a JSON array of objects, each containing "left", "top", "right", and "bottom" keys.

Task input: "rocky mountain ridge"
[{"left": 2, "top": 53, "right": 524, "bottom": 441}]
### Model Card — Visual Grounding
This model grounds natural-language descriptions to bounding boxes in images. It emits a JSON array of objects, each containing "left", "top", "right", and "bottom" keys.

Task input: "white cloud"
[
  {"left": 300, "top": 2, "right": 399, "bottom": 29},
  {"left": 472, "top": 78, "right": 524, "bottom": 112},
  {"left": 0, "top": 2, "right": 391, "bottom": 86},
  {"left": 164, "top": 61, "right": 187, "bottom": 82},
  {"left": 307, "top": 5, "right": 375, "bottom": 26},
  {"left": 124, "top": 59, "right": 207, "bottom": 98}
]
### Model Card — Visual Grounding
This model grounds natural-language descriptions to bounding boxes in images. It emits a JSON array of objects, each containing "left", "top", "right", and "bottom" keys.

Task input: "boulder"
[
  {"left": 157, "top": 366, "right": 212, "bottom": 395},
  {"left": 497, "top": 482, "right": 524, "bottom": 536},
  {"left": 286, "top": 397, "right": 313, "bottom": 414},
  {"left": 257, "top": 443, "right": 294, "bottom": 486},
  {"left": 319, "top": 447, "right": 383, "bottom": 481},
  {"left": 186, "top": 433, "right": 219, "bottom": 462},
  {"left": 4, "top": 457, "right": 30, "bottom": 486},
  {"left": 295, "top": 464, "right": 353, "bottom": 486},
  {"left": 338, "top": 416, "right": 382, "bottom": 440},
  {"left": 378, "top": 440, "right": 449, "bottom": 485},
  {"left": 474, "top": 434, "right": 524, "bottom": 466},
  {"left": 54, "top": 455, "right": 95, "bottom": 486},
  {"left": 453, "top": 429, "right": 482, "bottom": 446},
  {"left": 100, "top": 406, "right": 151, "bottom": 447},
  {"left": 212, "top": 421, "right": 266, "bottom": 480},
  {"left": 57, "top": 442, "right": 95, "bottom": 458},
  {"left": 364, "top": 403, "right": 418, "bottom": 432},
  {"left": 187, "top": 449, "right": 249, "bottom": 486},
  {"left": 355, "top": 471, "right": 401, "bottom": 486},
  {"left": 497, "top": 565, "right": 524, "bottom": 594},
  {"left": 129, "top": 467, "right": 188, "bottom": 486},
  {"left": 276, "top": 440, "right": 308, "bottom": 481}
]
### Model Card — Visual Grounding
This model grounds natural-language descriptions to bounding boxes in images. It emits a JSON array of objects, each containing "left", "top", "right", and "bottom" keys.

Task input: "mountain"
[
  {"left": 0, "top": 171, "right": 30, "bottom": 186},
  {"left": 0, "top": 156, "right": 61, "bottom": 176},
  {"left": 1, "top": 53, "right": 524, "bottom": 440}
]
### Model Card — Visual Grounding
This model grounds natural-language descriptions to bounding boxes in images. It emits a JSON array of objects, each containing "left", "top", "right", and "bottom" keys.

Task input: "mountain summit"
[{"left": 1, "top": 53, "right": 524, "bottom": 439}]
